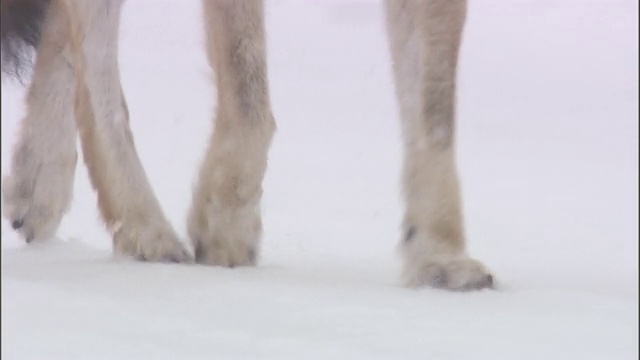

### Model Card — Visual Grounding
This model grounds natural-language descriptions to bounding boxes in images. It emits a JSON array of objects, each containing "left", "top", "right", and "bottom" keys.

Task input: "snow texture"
[{"left": 1, "top": 0, "right": 638, "bottom": 359}]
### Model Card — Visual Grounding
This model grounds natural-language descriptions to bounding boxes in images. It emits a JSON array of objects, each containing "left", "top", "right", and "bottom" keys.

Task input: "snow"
[{"left": 2, "top": 0, "right": 638, "bottom": 359}]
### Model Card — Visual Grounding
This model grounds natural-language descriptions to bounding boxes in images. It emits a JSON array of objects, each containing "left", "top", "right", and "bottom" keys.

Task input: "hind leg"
[
  {"left": 385, "top": 0, "right": 493, "bottom": 290},
  {"left": 3, "top": 2, "right": 77, "bottom": 242},
  {"left": 187, "top": 0, "right": 275, "bottom": 266},
  {"left": 61, "top": 0, "right": 190, "bottom": 262}
]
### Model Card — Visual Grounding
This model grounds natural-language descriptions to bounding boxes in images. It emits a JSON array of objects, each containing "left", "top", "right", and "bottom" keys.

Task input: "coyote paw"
[
  {"left": 404, "top": 255, "right": 494, "bottom": 291},
  {"left": 188, "top": 206, "right": 261, "bottom": 267},
  {"left": 113, "top": 222, "right": 192, "bottom": 263},
  {"left": 2, "top": 155, "right": 77, "bottom": 242}
]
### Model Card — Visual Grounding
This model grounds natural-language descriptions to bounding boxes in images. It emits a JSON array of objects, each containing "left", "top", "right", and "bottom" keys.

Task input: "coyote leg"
[
  {"left": 2, "top": 2, "right": 77, "bottom": 242},
  {"left": 188, "top": 0, "right": 275, "bottom": 266},
  {"left": 62, "top": 0, "right": 190, "bottom": 262},
  {"left": 385, "top": 0, "right": 493, "bottom": 290}
]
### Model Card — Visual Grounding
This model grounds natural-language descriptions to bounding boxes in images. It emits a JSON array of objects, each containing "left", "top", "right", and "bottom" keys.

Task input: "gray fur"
[{"left": 1, "top": 0, "right": 52, "bottom": 80}]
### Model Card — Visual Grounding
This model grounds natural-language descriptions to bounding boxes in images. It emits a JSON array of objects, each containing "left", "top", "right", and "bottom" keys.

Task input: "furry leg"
[
  {"left": 2, "top": 1, "right": 77, "bottom": 242},
  {"left": 188, "top": 0, "right": 275, "bottom": 266},
  {"left": 62, "top": 0, "right": 190, "bottom": 262},
  {"left": 385, "top": 0, "right": 493, "bottom": 290}
]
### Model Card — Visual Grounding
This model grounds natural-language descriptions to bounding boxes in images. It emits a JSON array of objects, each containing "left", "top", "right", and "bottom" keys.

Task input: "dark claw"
[
  {"left": 165, "top": 254, "right": 181, "bottom": 263},
  {"left": 461, "top": 273, "right": 494, "bottom": 291},
  {"left": 12, "top": 219, "right": 24, "bottom": 230},
  {"left": 470, "top": 274, "right": 494, "bottom": 290},
  {"left": 247, "top": 247, "right": 256, "bottom": 264},
  {"left": 25, "top": 236, "right": 34, "bottom": 244},
  {"left": 485, "top": 274, "right": 494, "bottom": 288},
  {"left": 432, "top": 269, "right": 448, "bottom": 288},
  {"left": 194, "top": 240, "right": 205, "bottom": 263},
  {"left": 404, "top": 225, "right": 416, "bottom": 243}
]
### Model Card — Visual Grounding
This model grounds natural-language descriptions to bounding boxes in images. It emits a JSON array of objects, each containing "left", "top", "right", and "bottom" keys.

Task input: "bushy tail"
[{"left": 1, "top": 0, "right": 52, "bottom": 79}]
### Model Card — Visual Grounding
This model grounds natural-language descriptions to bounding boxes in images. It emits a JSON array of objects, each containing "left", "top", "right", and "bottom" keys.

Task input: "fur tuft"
[{"left": 1, "top": 0, "right": 52, "bottom": 80}]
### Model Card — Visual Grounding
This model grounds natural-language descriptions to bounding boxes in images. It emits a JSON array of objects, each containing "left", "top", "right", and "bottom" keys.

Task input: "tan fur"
[
  {"left": 385, "top": 0, "right": 492, "bottom": 289},
  {"left": 57, "top": 0, "right": 190, "bottom": 262},
  {"left": 2, "top": 0, "right": 77, "bottom": 242},
  {"left": 187, "top": 0, "right": 276, "bottom": 266},
  {"left": 3, "top": 0, "right": 493, "bottom": 290}
]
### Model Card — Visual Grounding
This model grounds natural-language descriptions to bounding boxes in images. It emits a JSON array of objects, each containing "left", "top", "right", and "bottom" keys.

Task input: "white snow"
[{"left": 2, "top": 0, "right": 638, "bottom": 359}]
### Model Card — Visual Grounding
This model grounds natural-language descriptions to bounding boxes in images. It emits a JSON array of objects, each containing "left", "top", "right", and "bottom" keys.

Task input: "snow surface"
[{"left": 2, "top": 0, "right": 638, "bottom": 359}]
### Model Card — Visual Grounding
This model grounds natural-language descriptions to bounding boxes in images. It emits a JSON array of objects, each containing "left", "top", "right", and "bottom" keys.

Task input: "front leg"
[
  {"left": 2, "top": 1, "right": 77, "bottom": 242},
  {"left": 62, "top": 0, "right": 190, "bottom": 262},
  {"left": 187, "top": 0, "right": 276, "bottom": 266},
  {"left": 385, "top": 0, "right": 493, "bottom": 290}
]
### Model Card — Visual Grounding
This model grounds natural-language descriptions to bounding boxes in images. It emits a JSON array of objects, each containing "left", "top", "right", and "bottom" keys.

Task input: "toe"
[{"left": 11, "top": 219, "right": 24, "bottom": 230}]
